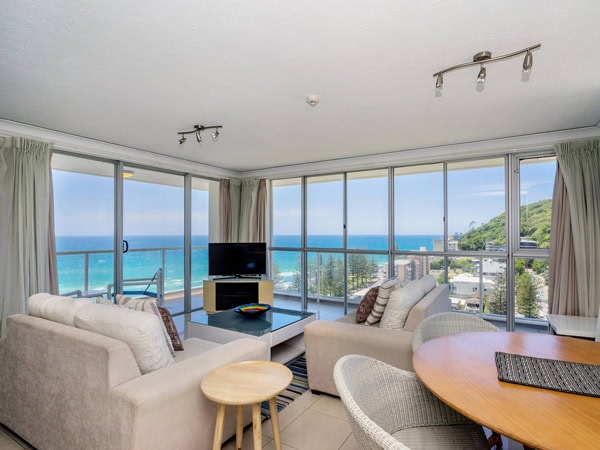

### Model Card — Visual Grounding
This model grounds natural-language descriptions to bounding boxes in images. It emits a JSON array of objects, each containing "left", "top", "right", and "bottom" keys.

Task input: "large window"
[
  {"left": 53, "top": 154, "right": 214, "bottom": 321},
  {"left": 270, "top": 152, "right": 556, "bottom": 330}
]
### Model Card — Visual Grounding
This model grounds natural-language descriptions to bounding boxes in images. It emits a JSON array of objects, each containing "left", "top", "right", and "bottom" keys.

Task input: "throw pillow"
[
  {"left": 115, "top": 296, "right": 175, "bottom": 355},
  {"left": 379, "top": 279, "right": 428, "bottom": 329},
  {"left": 75, "top": 303, "right": 174, "bottom": 374},
  {"left": 158, "top": 306, "right": 184, "bottom": 351},
  {"left": 355, "top": 287, "right": 379, "bottom": 323},
  {"left": 364, "top": 277, "right": 398, "bottom": 326}
]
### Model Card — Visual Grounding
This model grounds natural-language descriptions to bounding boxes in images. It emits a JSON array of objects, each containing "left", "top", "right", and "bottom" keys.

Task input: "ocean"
[{"left": 56, "top": 234, "right": 441, "bottom": 294}]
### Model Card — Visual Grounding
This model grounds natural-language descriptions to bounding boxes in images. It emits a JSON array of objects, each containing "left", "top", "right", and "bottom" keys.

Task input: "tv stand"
[{"left": 203, "top": 279, "right": 273, "bottom": 313}]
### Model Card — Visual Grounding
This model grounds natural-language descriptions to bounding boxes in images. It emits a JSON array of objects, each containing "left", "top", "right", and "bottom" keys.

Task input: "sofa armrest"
[
  {"left": 304, "top": 320, "right": 414, "bottom": 396},
  {"left": 109, "top": 338, "right": 269, "bottom": 450}
]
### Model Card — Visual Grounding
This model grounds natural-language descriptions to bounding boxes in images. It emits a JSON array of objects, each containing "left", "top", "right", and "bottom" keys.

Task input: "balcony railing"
[{"left": 56, "top": 245, "right": 208, "bottom": 296}]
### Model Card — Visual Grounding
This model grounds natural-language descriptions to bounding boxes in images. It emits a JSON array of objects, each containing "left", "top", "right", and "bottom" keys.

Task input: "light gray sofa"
[
  {"left": 304, "top": 283, "right": 450, "bottom": 396},
  {"left": 0, "top": 307, "right": 268, "bottom": 450}
]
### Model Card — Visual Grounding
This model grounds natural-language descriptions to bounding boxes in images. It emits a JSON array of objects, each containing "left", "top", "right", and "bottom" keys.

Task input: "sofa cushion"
[
  {"left": 365, "top": 277, "right": 397, "bottom": 326},
  {"left": 74, "top": 303, "right": 174, "bottom": 374},
  {"left": 27, "top": 293, "right": 93, "bottom": 326},
  {"left": 355, "top": 287, "right": 379, "bottom": 323},
  {"left": 380, "top": 275, "right": 437, "bottom": 329}
]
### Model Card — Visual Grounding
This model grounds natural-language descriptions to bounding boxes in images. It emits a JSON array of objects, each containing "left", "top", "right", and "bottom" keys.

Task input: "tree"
[
  {"left": 516, "top": 272, "right": 539, "bottom": 318},
  {"left": 488, "top": 270, "right": 507, "bottom": 315}
]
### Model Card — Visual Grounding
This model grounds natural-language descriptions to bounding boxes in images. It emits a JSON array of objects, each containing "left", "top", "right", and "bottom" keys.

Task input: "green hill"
[{"left": 458, "top": 199, "right": 552, "bottom": 251}]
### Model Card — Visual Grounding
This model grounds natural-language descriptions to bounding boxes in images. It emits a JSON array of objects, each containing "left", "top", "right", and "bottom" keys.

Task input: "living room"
[{"left": 2, "top": 2, "right": 600, "bottom": 449}]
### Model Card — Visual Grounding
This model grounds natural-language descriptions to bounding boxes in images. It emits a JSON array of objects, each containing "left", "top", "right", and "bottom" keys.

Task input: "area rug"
[{"left": 261, "top": 354, "right": 309, "bottom": 420}]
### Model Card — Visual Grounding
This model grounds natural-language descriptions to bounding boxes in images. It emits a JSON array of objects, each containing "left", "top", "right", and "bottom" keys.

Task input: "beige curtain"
[
  {"left": 548, "top": 164, "right": 578, "bottom": 314},
  {"left": 550, "top": 139, "right": 600, "bottom": 317},
  {"left": 219, "top": 178, "right": 266, "bottom": 243},
  {"left": 238, "top": 178, "right": 266, "bottom": 242},
  {"left": 0, "top": 136, "right": 58, "bottom": 336},
  {"left": 218, "top": 179, "right": 232, "bottom": 242}
]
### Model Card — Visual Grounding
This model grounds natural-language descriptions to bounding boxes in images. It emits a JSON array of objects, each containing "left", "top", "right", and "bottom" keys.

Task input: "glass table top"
[{"left": 189, "top": 307, "right": 315, "bottom": 337}]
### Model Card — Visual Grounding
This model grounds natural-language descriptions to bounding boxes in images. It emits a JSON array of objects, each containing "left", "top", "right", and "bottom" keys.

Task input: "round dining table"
[{"left": 412, "top": 331, "right": 600, "bottom": 450}]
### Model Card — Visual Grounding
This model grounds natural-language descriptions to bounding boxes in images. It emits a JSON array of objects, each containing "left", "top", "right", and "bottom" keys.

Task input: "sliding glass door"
[
  {"left": 122, "top": 166, "right": 184, "bottom": 313},
  {"left": 52, "top": 154, "right": 115, "bottom": 297}
]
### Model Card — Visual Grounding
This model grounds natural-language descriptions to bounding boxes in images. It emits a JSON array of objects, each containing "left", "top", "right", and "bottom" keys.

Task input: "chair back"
[{"left": 412, "top": 312, "right": 499, "bottom": 352}]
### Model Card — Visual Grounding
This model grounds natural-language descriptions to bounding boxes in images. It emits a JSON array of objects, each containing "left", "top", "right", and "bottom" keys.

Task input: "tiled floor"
[{"left": 221, "top": 391, "right": 359, "bottom": 450}]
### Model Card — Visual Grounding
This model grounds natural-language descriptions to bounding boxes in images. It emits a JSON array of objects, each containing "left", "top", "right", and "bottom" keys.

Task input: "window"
[
  {"left": 448, "top": 158, "right": 506, "bottom": 252},
  {"left": 347, "top": 169, "right": 388, "bottom": 250},
  {"left": 307, "top": 174, "right": 343, "bottom": 249},
  {"left": 394, "top": 164, "right": 444, "bottom": 251},
  {"left": 191, "top": 177, "right": 211, "bottom": 310},
  {"left": 52, "top": 154, "right": 115, "bottom": 295}
]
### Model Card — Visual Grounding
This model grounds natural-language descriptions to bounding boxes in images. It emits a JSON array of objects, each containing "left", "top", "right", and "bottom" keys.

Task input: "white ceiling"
[{"left": 2, "top": 1, "right": 600, "bottom": 173}]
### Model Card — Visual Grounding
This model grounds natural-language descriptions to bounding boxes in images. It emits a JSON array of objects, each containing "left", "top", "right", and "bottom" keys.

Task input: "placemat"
[{"left": 495, "top": 351, "right": 600, "bottom": 398}]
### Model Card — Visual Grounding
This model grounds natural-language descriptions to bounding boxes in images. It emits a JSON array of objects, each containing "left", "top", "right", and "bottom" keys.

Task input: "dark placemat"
[{"left": 495, "top": 351, "right": 600, "bottom": 398}]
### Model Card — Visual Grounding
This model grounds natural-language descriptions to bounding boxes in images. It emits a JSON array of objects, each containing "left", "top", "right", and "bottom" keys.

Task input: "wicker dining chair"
[
  {"left": 412, "top": 312, "right": 500, "bottom": 352},
  {"left": 412, "top": 312, "right": 502, "bottom": 449},
  {"left": 334, "top": 354, "right": 489, "bottom": 450}
]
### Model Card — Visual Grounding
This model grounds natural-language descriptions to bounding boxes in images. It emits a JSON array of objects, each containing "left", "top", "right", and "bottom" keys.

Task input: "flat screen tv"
[{"left": 208, "top": 242, "right": 267, "bottom": 278}]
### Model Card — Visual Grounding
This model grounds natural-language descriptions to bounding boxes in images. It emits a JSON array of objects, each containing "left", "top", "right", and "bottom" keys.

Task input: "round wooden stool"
[{"left": 201, "top": 360, "right": 293, "bottom": 450}]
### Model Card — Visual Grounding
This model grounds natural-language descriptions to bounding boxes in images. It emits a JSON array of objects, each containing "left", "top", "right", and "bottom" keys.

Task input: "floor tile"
[
  {"left": 262, "top": 398, "right": 308, "bottom": 439},
  {"left": 279, "top": 409, "right": 352, "bottom": 450},
  {"left": 310, "top": 394, "right": 348, "bottom": 421},
  {"left": 339, "top": 434, "right": 361, "bottom": 450}
]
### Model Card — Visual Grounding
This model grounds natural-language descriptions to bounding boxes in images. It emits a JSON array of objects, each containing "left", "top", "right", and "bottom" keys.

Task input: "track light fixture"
[
  {"left": 177, "top": 124, "right": 223, "bottom": 144},
  {"left": 433, "top": 44, "right": 541, "bottom": 90}
]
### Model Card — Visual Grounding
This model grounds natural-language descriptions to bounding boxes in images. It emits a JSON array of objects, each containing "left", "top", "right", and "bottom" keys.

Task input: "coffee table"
[{"left": 187, "top": 307, "right": 316, "bottom": 362}]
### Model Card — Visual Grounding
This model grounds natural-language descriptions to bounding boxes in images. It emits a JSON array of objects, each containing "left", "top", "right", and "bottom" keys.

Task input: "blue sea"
[{"left": 56, "top": 234, "right": 441, "bottom": 294}]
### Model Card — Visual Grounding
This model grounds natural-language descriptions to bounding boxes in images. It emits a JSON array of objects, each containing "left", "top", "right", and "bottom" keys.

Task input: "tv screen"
[{"left": 208, "top": 242, "right": 267, "bottom": 277}]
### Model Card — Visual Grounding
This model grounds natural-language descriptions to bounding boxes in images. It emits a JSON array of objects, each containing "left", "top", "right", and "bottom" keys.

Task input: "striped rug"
[{"left": 261, "top": 354, "right": 308, "bottom": 420}]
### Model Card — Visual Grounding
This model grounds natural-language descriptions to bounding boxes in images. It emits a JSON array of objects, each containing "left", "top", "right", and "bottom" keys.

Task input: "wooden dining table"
[{"left": 412, "top": 331, "right": 600, "bottom": 450}]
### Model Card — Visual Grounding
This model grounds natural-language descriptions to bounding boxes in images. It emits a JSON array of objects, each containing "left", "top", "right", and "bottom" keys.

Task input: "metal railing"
[{"left": 56, "top": 245, "right": 207, "bottom": 295}]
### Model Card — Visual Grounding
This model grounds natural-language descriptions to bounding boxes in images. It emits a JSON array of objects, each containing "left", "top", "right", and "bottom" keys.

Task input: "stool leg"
[
  {"left": 252, "top": 403, "right": 262, "bottom": 449},
  {"left": 213, "top": 403, "right": 226, "bottom": 450},
  {"left": 269, "top": 397, "right": 283, "bottom": 450},
  {"left": 236, "top": 405, "right": 243, "bottom": 450}
]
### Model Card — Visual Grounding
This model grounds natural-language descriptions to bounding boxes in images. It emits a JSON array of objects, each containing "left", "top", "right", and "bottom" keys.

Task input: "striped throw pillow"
[{"left": 364, "top": 277, "right": 397, "bottom": 326}]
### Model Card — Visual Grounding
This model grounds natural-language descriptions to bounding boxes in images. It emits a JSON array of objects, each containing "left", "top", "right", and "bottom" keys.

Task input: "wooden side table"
[{"left": 200, "top": 360, "right": 292, "bottom": 450}]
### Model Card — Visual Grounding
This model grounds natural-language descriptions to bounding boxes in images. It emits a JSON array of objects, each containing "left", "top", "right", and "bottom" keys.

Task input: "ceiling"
[{"left": 2, "top": 1, "right": 600, "bottom": 173}]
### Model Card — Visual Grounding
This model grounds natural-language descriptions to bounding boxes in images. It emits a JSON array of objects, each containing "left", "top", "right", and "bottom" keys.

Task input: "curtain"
[
  {"left": 218, "top": 179, "right": 232, "bottom": 242},
  {"left": 548, "top": 163, "right": 578, "bottom": 315},
  {"left": 551, "top": 139, "right": 600, "bottom": 317},
  {"left": 0, "top": 136, "right": 58, "bottom": 336},
  {"left": 238, "top": 178, "right": 266, "bottom": 242}
]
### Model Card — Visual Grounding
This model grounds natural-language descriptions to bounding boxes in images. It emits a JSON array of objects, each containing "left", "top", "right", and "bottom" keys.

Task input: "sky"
[{"left": 53, "top": 158, "right": 555, "bottom": 237}]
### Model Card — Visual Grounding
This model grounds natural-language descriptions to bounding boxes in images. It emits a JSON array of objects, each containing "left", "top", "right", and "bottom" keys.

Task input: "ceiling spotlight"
[
  {"left": 177, "top": 124, "right": 223, "bottom": 145},
  {"left": 435, "top": 73, "right": 443, "bottom": 89},
  {"left": 122, "top": 170, "right": 134, "bottom": 179},
  {"left": 477, "top": 66, "right": 486, "bottom": 84},
  {"left": 432, "top": 43, "right": 540, "bottom": 90},
  {"left": 522, "top": 50, "right": 533, "bottom": 72}
]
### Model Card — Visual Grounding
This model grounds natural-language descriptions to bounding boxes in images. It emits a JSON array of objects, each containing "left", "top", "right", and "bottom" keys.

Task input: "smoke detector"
[{"left": 306, "top": 94, "right": 320, "bottom": 107}]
